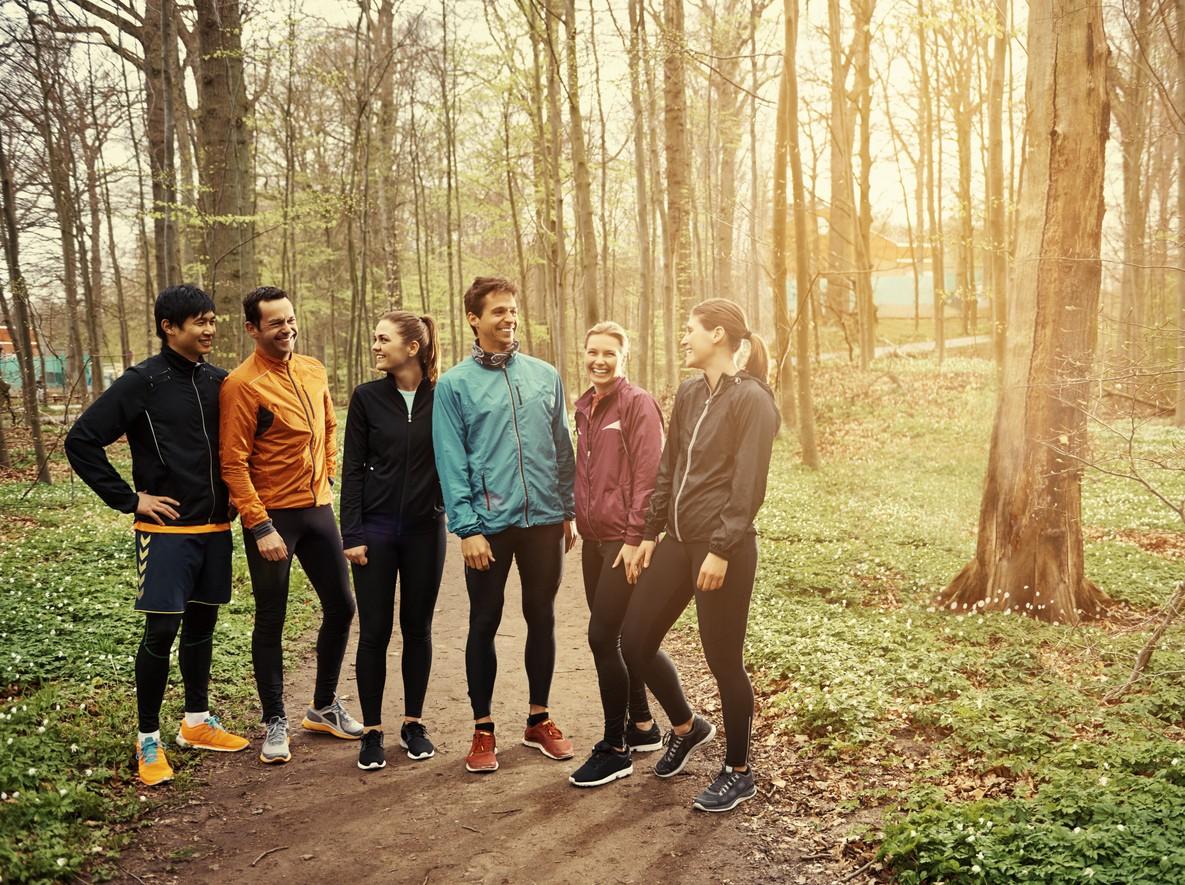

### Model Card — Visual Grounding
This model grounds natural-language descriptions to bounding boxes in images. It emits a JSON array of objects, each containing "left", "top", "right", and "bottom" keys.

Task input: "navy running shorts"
[{"left": 134, "top": 528, "right": 233, "bottom": 614}]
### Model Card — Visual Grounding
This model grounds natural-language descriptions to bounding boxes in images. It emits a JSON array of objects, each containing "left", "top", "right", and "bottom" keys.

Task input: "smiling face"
[
  {"left": 468, "top": 290, "right": 518, "bottom": 353},
  {"left": 372, "top": 318, "right": 419, "bottom": 373},
  {"left": 584, "top": 333, "right": 624, "bottom": 392},
  {"left": 680, "top": 312, "right": 723, "bottom": 370},
  {"left": 163, "top": 310, "right": 216, "bottom": 362},
  {"left": 247, "top": 297, "right": 298, "bottom": 360}
]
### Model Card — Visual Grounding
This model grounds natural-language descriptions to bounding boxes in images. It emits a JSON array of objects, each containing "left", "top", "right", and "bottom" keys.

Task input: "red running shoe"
[
  {"left": 523, "top": 718, "right": 574, "bottom": 760},
  {"left": 465, "top": 730, "right": 499, "bottom": 773}
]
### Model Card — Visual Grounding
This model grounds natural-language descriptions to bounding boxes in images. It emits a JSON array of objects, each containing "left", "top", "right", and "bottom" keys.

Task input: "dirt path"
[{"left": 116, "top": 538, "right": 805, "bottom": 884}]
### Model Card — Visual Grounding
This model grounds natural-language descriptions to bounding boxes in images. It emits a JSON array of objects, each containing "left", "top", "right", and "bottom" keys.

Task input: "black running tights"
[
  {"left": 465, "top": 523, "right": 565, "bottom": 720},
  {"left": 353, "top": 521, "right": 447, "bottom": 726},
  {"left": 244, "top": 505, "right": 356, "bottom": 721},
  {"left": 581, "top": 539, "right": 658, "bottom": 747},
  {"left": 621, "top": 535, "right": 757, "bottom": 768},
  {"left": 135, "top": 603, "right": 219, "bottom": 733}
]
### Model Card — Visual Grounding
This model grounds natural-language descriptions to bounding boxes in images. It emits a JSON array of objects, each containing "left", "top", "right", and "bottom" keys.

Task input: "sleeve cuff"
[
  {"left": 707, "top": 542, "right": 732, "bottom": 559},
  {"left": 623, "top": 533, "right": 644, "bottom": 546},
  {"left": 251, "top": 520, "right": 277, "bottom": 541}
]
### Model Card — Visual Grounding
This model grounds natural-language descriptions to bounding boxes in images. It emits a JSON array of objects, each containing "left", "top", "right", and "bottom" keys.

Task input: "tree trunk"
[
  {"left": 939, "top": 0, "right": 1110, "bottom": 624},
  {"left": 628, "top": 0, "right": 654, "bottom": 390},
  {"left": 663, "top": 0, "right": 693, "bottom": 322},
  {"left": 146, "top": 0, "right": 182, "bottom": 289},
  {"left": 786, "top": 0, "right": 818, "bottom": 466},
  {"left": 919, "top": 0, "right": 945, "bottom": 363},
  {"left": 194, "top": 0, "right": 256, "bottom": 362},
  {"left": 565, "top": 0, "right": 600, "bottom": 329},
  {"left": 771, "top": 48, "right": 796, "bottom": 427},
  {"left": 1177, "top": 0, "right": 1185, "bottom": 426},
  {"left": 987, "top": 2, "right": 1007, "bottom": 368},
  {"left": 376, "top": 0, "right": 404, "bottom": 311},
  {"left": 852, "top": 0, "right": 876, "bottom": 368},
  {"left": 826, "top": 0, "right": 855, "bottom": 333},
  {"left": 0, "top": 132, "right": 51, "bottom": 483}
]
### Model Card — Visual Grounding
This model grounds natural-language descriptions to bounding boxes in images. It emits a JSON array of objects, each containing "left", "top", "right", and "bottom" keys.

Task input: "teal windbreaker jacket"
[{"left": 432, "top": 351, "right": 576, "bottom": 538}]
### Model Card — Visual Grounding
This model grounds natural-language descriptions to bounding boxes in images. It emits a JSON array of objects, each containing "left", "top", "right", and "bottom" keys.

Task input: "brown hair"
[
  {"left": 243, "top": 285, "right": 290, "bottom": 326},
  {"left": 690, "top": 298, "right": 770, "bottom": 383},
  {"left": 377, "top": 310, "right": 439, "bottom": 383},
  {"left": 584, "top": 321, "right": 630, "bottom": 357},
  {"left": 463, "top": 277, "right": 518, "bottom": 336}
]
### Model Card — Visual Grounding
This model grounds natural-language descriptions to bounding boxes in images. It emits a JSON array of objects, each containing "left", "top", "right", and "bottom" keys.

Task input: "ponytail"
[{"left": 744, "top": 332, "right": 770, "bottom": 384}]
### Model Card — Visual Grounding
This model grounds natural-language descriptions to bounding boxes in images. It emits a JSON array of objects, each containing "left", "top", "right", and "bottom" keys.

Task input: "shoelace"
[
  {"left": 265, "top": 717, "right": 288, "bottom": 744},
  {"left": 541, "top": 721, "right": 564, "bottom": 739},
  {"left": 140, "top": 737, "right": 160, "bottom": 763},
  {"left": 662, "top": 730, "right": 686, "bottom": 755},
  {"left": 708, "top": 770, "right": 742, "bottom": 795},
  {"left": 204, "top": 715, "right": 223, "bottom": 731}
]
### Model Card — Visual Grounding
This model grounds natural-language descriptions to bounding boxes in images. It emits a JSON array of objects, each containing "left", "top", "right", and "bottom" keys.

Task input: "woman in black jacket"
[
  {"left": 341, "top": 310, "right": 445, "bottom": 771},
  {"left": 622, "top": 298, "right": 779, "bottom": 813}
]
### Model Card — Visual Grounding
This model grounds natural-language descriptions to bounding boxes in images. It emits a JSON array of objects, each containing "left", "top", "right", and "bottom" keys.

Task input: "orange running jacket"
[{"left": 219, "top": 350, "right": 337, "bottom": 530}]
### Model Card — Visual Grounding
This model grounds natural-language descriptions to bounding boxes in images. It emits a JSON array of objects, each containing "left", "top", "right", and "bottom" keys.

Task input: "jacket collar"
[
  {"left": 160, "top": 345, "right": 201, "bottom": 372},
  {"left": 253, "top": 348, "right": 294, "bottom": 371},
  {"left": 576, "top": 376, "right": 626, "bottom": 415}
]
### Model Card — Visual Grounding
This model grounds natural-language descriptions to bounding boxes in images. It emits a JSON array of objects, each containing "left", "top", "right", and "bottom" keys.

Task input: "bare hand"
[
  {"left": 256, "top": 529, "right": 289, "bottom": 562},
  {"left": 563, "top": 519, "right": 577, "bottom": 553},
  {"left": 344, "top": 545, "right": 368, "bottom": 566},
  {"left": 613, "top": 543, "right": 643, "bottom": 585},
  {"left": 696, "top": 552, "right": 728, "bottom": 592},
  {"left": 637, "top": 539, "right": 656, "bottom": 576},
  {"left": 462, "top": 534, "right": 495, "bottom": 571},
  {"left": 135, "top": 491, "right": 180, "bottom": 525}
]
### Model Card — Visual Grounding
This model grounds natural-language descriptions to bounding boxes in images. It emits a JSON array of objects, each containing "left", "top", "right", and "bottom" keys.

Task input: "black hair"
[
  {"left": 155, "top": 284, "right": 215, "bottom": 345},
  {"left": 243, "top": 286, "right": 291, "bottom": 327}
]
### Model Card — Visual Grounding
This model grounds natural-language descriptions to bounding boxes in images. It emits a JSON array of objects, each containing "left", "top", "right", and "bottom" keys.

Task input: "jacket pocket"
[{"left": 481, "top": 473, "right": 492, "bottom": 511}]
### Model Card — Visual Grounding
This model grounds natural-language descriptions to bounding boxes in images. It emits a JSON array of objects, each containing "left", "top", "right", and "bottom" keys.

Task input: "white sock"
[
  {"left": 137, "top": 730, "right": 161, "bottom": 746},
  {"left": 184, "top": 711, "right": 210, "bottom": 727}
]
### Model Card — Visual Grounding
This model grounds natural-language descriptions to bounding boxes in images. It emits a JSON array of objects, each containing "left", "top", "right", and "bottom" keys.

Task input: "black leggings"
[
  {"left": 243, "top": 505, "right": 356, "bottom": 721},
  {"left": 582, "top": 540, "right": 658, "bottom": 747},
  {"left": 135, "top": 603, "right": 220, "bottom": 733},
  {"left": 621, "top": 535, "right": 758, "bottom": 768},
  {"left": 465, "top": 523, "right": 565, "bottom": 720},
  {"left": 353, "top": 521, "right": 447, "bottom": 726}
]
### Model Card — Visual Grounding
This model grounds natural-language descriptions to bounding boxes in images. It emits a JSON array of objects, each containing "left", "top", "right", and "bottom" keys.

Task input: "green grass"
[
  {"left": 0, "top": 448, "right": 320, "bottom": 883},
  {"left": 738, "top": 356, "right": 1185, "bottom": 883}
]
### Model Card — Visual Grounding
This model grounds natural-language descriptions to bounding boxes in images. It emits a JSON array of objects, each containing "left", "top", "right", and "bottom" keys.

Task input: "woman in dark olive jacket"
[
  {"left": 622, "top": 298, "right": 779, "bottom": 814},
  {"left": 568, "top": 322, "right": 667, "bottom": 789},
  {"left": 340, "top": 310, "right": 444, "bottom": 771}
]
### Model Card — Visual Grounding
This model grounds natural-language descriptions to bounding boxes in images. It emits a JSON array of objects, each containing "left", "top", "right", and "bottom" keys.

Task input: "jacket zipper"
[
  {"left": 285, "top": 362, "right": 318, "bottom": 495},
  {"left": 144, "top": 412, "right": 165, "bottom": 465},
  {"left": 191, "top": 368, "right": 217, "bottom": 523},
  {"left": 397, "top": 385, "right": 412, "bottom": 527},
  {"left": 501, "top": 366, "right": 530, "bottom": 524},
  {"left": 672, "top": 380, "right": 717, "bottom": 542},
  {"left": 581, "top": 408, "right": 598, "bottom": 539}
]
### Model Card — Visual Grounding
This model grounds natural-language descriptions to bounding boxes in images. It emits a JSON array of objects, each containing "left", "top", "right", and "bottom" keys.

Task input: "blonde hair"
[{"left": 584, "top": 321, "right": 630, "bottom": 357}]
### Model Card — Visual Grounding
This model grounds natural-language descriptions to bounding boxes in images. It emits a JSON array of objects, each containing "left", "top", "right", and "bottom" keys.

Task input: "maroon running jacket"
[{"left": 573, "top": 377, "right": 664, "bottom": 545}]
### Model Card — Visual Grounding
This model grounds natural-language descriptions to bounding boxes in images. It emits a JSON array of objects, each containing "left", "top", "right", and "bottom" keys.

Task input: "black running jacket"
[
  {"left": 643, "top": 371, "right": 779, "bottom": 558},
  {"left": 65, "top": 347, "right": 231, "bottom": 526}
]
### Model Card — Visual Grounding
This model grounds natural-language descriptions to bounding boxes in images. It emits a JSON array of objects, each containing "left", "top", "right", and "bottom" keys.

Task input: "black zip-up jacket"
[
  {"left": 64, "top": 346, "right": 230, "bottom": 526},
  {"left": 340, "top": 375, "right": 444, "bottom": 547},
  {"left": 643, "top": 371, "right": 779, "bottom": 558}
]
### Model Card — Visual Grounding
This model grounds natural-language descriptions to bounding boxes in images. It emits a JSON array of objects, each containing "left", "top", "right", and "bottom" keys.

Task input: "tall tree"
[
  {"left": 940, "top": 0, "right": 1110, "bottom": 624},
  {"left": 565, "top": 0, "right": 600, "bottom": 328},
  {"left": 986, "top": 0, "right": 1007, "bottom": 368},
  {"left": 664, "top": 0, "right": 694, "bottom": 326}
]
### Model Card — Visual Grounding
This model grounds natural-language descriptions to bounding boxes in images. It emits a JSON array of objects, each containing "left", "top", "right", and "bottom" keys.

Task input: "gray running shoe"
[
  {"left": 301, "top": 697, "right": 363, "bottom": 740},
  {"left": 692, "top": 765, "right": 758, "bottom": 813},
  {"left": 260, "top": 716, "right": 291, "bottom": 765}
]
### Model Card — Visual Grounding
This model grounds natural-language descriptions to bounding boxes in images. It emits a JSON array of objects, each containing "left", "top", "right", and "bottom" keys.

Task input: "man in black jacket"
[{"left": 65, "top": 285, "right": 249, "bottom": 787}]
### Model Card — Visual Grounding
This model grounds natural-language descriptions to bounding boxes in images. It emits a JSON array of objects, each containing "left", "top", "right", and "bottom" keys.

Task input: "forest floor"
[{"left": 4, "top": 354, "right": 1185, "bottom": 883}]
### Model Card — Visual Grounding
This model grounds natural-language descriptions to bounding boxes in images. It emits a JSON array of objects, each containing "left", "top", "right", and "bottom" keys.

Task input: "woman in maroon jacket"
[{"left": 568, "top": 321, "right": 668, "bottom": 788}]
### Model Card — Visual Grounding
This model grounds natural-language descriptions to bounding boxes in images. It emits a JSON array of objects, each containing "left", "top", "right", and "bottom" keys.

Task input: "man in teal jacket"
[{"left": 433, "top": 276, "right": 577, "bottom": 775}]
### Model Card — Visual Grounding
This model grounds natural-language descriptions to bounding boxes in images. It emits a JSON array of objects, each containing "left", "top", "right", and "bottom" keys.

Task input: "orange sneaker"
[
  {"left": 135, "top": 736, "right": 174, "bottom": 787},
  {"left": 523, "top": 718, "right": 574, "bottom": 760},
  {"left": 465, "top": 730, "right": 499, "bottom": 773},
  {"left": 176, "top": 715, "right": 250, "bottom": 752}
]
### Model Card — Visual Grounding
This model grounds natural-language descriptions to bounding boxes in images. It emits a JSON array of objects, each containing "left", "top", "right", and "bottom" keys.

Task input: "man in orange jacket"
[{"left": 220, "top": 286, "right": 362, "bottom": 765}]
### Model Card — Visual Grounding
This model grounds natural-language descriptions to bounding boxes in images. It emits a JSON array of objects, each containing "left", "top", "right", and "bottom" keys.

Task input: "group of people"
[{"left": 64, "top": 275, "right": 779, "bottom": 814}]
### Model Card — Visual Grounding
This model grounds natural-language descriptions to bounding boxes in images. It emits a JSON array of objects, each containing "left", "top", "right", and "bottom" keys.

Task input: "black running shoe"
[
  {"left": 569, "top": 741, "right": 633, "bottom": 788},
  {"left": 400, "top": 721, "right": 435, "bottom": 760},
  {"left": 626, "top": 721, "right": 663, "bottom": 753},
  {"left": 653, "top": 715, "right": 716, "bottom": 778},
  {"left": 692, "top": 765, "right": 757, "bottom": 812},
  {"left": 357, "top": 730, "right": 386, "bottom": 771}
]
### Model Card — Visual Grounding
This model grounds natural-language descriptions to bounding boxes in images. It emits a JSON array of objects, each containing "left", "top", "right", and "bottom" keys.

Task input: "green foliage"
[
  {"left": 0, "top": 449, "right": 320, "bottom": 882},
  {"left": 741, "top": 357, "right": 1185, "bottom": 882}
]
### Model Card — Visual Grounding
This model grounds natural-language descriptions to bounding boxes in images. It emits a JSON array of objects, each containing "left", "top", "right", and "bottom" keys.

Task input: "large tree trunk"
[
  {"left": 627, "top": 0, "right": 654, "bottom": 390},
  {"left": 826, "top": 0, "right": 855, "bottom": 334},
  {"left": 194, "top": 0, "right": 256, "bottom": 361},
  {"left": 375, "top": 0, "right": 404, "bottom": 311},
  {"left": 919, "top": 0, "right": 945, "bottom": 363},
  {"left": 145, "top": 0, "right": 182, "bottom": 289},
  {"left": 771, "top": 45, "right": 796, "bottom": 427},
  {"left": 1177, "top": 0, "right": 1185, "bottom": 426},
  {"left": 785, "top": 0, "right": 818, "bottom": 466},
  {"left": 940, "top": 0, "right": 1110, "bottom": 624},
  {"left": 852, "top": 0, "right": 876, "bottom": 368}
]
